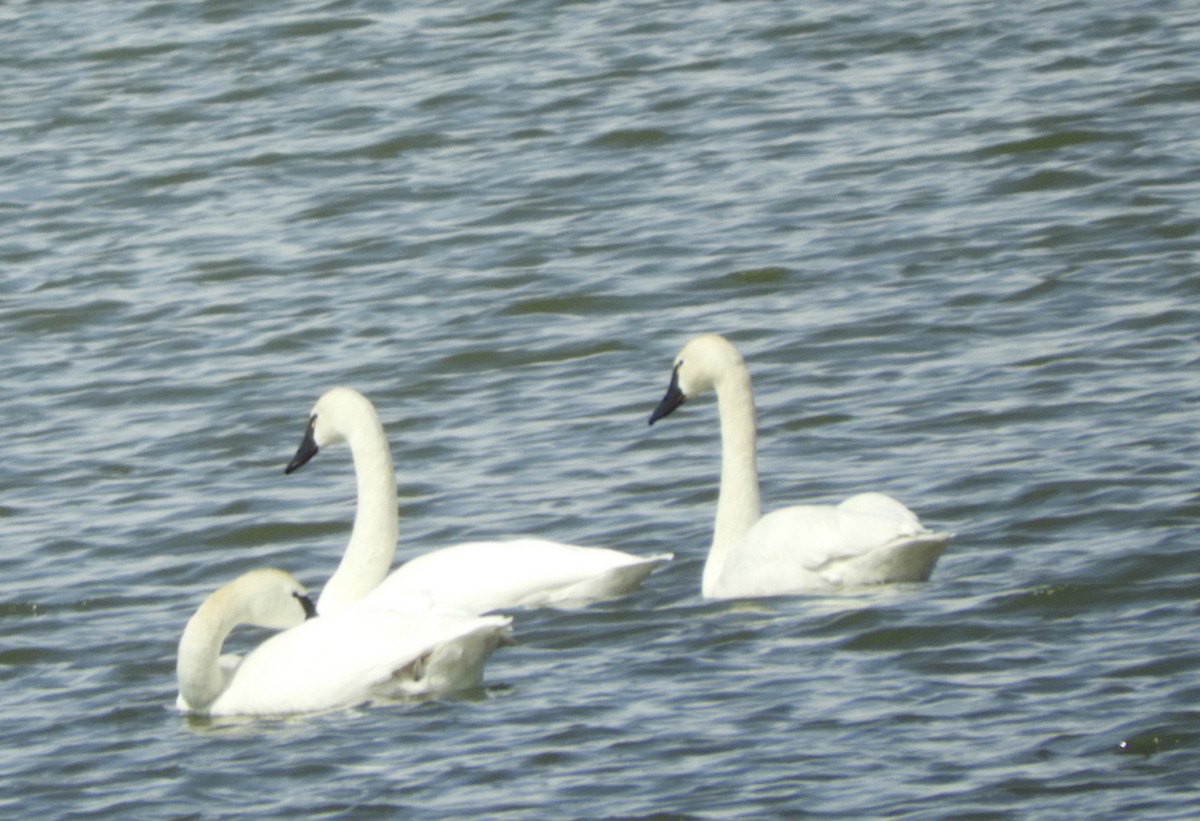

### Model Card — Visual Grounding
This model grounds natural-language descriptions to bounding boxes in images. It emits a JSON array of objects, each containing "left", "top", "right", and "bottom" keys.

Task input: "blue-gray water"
[{"left": 3, "top": 0, "right": 1199, "bottom": 817}]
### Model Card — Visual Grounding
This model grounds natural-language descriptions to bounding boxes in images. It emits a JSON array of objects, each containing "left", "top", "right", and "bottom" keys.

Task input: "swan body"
[
  {"left": 286, "top": 387, "right": 670, "bottom": 616},
  {"left": 176, "top": 568, "right": 510, "bottom": 717},
  {"left": 364, "top": 538, "right": 671, "bottom": 614},
  {"left": 649, "top": 333, "right": 951, "bottom": 599}
]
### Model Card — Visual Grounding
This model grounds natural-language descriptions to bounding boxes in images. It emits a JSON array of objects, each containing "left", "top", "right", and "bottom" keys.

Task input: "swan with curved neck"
[
  {"left": 285, "top": 389, "right": 398, "bottom": 614},
  {"left": 176, "top": 568, "right": 316, "bottom": 714},
  {"left": 285, "top": 387, "right": 670, "bottom": 616},
  {"left": 649, "top": 333, "right": 950, "bottom": 599},
  {"left": 176, "top": 567, "right": 510, "bottom": 717}
]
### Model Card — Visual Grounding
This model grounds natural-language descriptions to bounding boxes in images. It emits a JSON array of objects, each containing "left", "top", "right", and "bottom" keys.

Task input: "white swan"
[
  {"left": 284, "top": 387, "right": 671, "bottom": 616},
  {"left": 175, "top": 568, "right": 511, "bottom": 717},
  {"left": 648, "top": 333, "right": 951, "bottom": 599}
]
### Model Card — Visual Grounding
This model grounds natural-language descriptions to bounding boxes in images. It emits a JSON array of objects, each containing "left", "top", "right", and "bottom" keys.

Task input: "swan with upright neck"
[
  {"left": 648, "top": 333, "right": 951, "bottom": 599},
  {"left": 175, "top": 568, "right": 511, "bottom": 717},
  {"left": 285, "top": 387, "right": 670, "bottom": 616}
]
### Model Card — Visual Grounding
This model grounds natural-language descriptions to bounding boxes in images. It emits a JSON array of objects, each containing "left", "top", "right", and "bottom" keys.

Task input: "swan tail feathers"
[{"left": 545, "top": 552, "right": 674, "bottom": 608}]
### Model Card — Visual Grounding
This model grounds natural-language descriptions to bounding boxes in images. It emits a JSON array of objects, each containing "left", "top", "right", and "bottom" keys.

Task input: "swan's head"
[
  {"left": 284, "top": 387, "right": 376, "bottom": 474},
  {"left": 648, "top": 334, "right": 746, "bottom": 425},
  {"left": 225, "top": 568, "right": 318, "bottom": 629}
]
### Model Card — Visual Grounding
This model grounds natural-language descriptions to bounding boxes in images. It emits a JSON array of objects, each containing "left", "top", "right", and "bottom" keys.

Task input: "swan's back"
[
  {"left": 708, "top": 493, "right": 951, "bottom": 598},
  {"left": 365, "top": 538, "right": 672, "bottom": 614},
  {"left": 207, "top": 608, "right": 510, "bottom": 716}
]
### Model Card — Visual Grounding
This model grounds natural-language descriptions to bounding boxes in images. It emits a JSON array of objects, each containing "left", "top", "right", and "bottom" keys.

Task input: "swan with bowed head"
[
  {"left": 284, "top": 387, "right": 671, "bottom": 617},
  {"left": 176, "top": 568, "right": 510, "bottom": 717},
  {"left": 648, "top": 333, "right": 951, "bottom": 599}
]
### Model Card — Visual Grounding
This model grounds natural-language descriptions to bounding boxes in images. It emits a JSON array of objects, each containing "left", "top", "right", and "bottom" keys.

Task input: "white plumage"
[
  {"left": 286, "top": 387, "right": 670, "bottom": 616},
  {"left": 176, "top": 568, "right": 510, "bottom": 717},
  {"left": 649, "top": 334, "right": 951, "bottom": 599}
]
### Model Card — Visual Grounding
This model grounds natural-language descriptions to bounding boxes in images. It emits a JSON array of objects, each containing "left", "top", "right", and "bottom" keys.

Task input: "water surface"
[{"left": 2, "top": 0, "right": 1199, "bottom": 817}]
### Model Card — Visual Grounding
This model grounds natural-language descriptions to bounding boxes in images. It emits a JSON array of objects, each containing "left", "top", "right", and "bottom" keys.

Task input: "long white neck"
[
  {"left": 318, "top": 416, "right": 399, "bottom": 615},
  {"left": 176, "top": 591, "right": 239, "bottom": 712},
  {"left": 703, "top": 365, "right": 762, "bottom": 597}
]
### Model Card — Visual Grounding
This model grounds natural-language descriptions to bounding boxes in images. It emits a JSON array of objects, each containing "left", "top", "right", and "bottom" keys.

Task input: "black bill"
[
  {"left": 294, "top": 592, "right": 318, "bottom": 619},
  {"left": 648, "top": 365, "right": 686, "bottom": 425},
  {"left": 284, "top": 417, "right": 319, "bottom": 474}
]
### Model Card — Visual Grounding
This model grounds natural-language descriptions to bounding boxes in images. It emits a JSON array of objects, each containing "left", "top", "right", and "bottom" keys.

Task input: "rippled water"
[{"left": 3, "top": 0, "right": 1199, "bottom": 817}]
